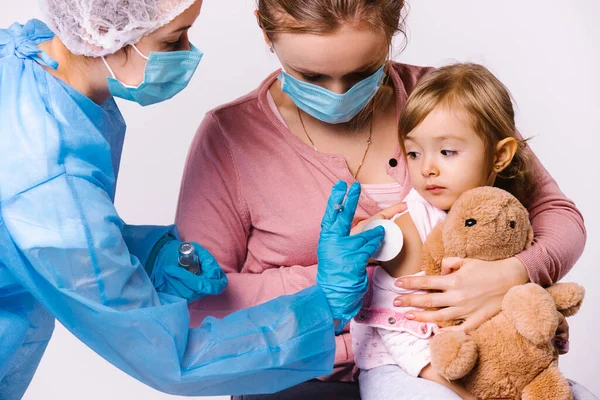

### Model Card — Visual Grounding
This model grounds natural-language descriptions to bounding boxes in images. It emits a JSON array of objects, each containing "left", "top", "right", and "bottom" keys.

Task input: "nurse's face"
[
  {"left": 103, "top": 0, "right": 203, "bottom": 87},
  {"left": 270, "top": 24, "right": 389, "bottom": 95}
]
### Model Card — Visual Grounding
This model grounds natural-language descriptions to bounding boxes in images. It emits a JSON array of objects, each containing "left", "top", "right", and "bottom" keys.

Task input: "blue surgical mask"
[
  {"left": 278, "top": 63, "right": 386, "bottom": 124},
  {"left": 102, "top": 43, "right": 203, "bottom": 106}
]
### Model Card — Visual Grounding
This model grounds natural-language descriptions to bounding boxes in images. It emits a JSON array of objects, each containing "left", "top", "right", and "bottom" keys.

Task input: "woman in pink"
[{"left": 176, "top": 0, "right": 588, "bottom": 398}]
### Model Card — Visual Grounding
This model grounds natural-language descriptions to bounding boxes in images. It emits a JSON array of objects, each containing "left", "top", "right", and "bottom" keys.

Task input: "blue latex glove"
[
  {"left": 151, "top": 240, "right": 228, "bottom": 303},
  {"left": 317, "top": 181, "right": 385, "bottom": 334}
]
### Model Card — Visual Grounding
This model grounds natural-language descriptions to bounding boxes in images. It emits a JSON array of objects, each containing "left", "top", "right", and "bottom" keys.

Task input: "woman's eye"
[
  {"left": 301, "top": 74, "right": 322, "bottom": 82},
  {"left": 349, "top": 71, "right": 372, "bottom": 81},
  {"left": 165, "top": 40, "right": 180, "bottom": 50},
  {"left": 407, "top": 151, "right": 420, "bottom": 159},
  {"left": 441, "top": 150, "right": 457, "bottom": 156}
]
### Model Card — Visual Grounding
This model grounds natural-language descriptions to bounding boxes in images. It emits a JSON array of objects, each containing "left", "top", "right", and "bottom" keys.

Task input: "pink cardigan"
[{"left": 175, "top": 62, "right": 586, "bottom": 382}]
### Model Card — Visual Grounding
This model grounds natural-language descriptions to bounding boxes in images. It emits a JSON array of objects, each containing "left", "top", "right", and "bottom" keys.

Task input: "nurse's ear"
[{"left": 254, "top": 10, "right": 275, "bottom": 53}]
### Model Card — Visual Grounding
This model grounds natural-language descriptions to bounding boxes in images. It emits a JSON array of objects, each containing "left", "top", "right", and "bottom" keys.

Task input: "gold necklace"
[{"left": 297, "top": 107, "right": 373, "bottom": 180}]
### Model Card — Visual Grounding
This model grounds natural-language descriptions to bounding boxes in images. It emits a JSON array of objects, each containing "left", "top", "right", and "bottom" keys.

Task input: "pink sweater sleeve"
[
  {"left": 175, "top": 113, "right": 317, "bottom": 319},
  {"left": 516, "top": 145, "right": 586, "bottom": 286}
]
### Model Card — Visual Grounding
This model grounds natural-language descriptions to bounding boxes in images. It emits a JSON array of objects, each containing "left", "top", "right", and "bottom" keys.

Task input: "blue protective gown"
[{"left": 0, "top": 20, "right": 335, "bottom": 399}]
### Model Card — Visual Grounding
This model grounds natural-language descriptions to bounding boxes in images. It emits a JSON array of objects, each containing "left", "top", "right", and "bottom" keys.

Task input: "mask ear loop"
[
  {"left": 130, "top": 44, "right": 150, "bottom": 60},
  {"left": 102, "top": 43, "right": 149, "bottom": 89},
  {"left": 101, "top": 56, "right": 118, "bottom": 79}
]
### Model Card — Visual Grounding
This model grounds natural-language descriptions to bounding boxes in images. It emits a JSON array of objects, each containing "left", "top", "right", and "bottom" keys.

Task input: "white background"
[{"left": 0, "top": 0, "right": 598, "bottom": 398}]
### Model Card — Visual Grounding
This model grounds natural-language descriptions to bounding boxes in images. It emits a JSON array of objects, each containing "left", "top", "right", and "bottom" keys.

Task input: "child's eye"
[
  {"left": 441, "top": 150, "right": 457, "bottom": 156},
  {"left": 407, "top": 151, "right": 420, "bottom": 159}
]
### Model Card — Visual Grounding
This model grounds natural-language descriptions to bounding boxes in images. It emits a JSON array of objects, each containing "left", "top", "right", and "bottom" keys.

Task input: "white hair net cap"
[{"left": 39, "top": 0, "right": 197, "bottom": 57}]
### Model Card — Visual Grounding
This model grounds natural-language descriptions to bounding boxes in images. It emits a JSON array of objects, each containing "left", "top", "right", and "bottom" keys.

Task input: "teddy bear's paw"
[
  {"left": 546, "top": 283, "right": 585, "bottom": 317},
  {"left": 522, "top": 364, "right": 572, "bottom": 400},
  {"left": 503, "top": 283, "right": 559, "bottom": 345},
  {"left": 430, "top": 331, "right": 477, "bottom": 380}
]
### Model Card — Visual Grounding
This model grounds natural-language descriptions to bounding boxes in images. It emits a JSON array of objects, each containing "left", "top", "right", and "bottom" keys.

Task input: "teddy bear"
[{"left": 420, "top": 186, "right": 585, "bottom": 400}]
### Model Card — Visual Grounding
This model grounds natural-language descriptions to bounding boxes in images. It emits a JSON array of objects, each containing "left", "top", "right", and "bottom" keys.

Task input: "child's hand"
[{"left": 393, "top": 256, "right": 529, "bottom": 332}]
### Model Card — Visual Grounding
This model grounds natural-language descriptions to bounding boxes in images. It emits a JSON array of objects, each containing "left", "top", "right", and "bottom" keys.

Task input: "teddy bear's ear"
[
  {"left": 525, "top": 225, "right": 534, "bottom": 249},
  {"left": 546, "top": 283, "right": 585, "bottom": 317}
]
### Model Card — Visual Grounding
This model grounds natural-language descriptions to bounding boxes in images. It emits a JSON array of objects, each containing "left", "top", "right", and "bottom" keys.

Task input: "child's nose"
[{"left": 421, "top": 159, "right": 439, "bottom": 177}]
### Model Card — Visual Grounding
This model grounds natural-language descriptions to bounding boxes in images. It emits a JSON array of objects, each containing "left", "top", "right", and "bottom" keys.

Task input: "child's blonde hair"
[{"left": 398, "top": 63, "right": 536, "bottom": 205}]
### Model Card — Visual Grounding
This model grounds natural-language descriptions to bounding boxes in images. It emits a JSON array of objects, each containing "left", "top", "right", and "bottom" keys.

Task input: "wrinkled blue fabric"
[
  {"left": 0, "top": 20, "right": 335, "bottom": 398},
  {"left": 317, "top": 181, "right": 385, "bottom": 334},
  {"left": 121, "top": 223, "right": 180, "bottom": 268},
  {"left": 151, "top": 240, "right": 228, "bottom": 303},
  {"left": 0, "top": 284, "right": 54, "bottom": 400}
]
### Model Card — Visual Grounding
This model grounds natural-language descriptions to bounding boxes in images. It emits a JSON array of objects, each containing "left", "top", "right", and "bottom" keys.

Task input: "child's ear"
[{"left": 492, "top": 138, "right": 518, "bottom": 173}]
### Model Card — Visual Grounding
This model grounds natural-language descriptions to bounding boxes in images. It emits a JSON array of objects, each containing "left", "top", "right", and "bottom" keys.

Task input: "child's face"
[{"left": 404, "top": 105, "right": 495, "bottom": 211}]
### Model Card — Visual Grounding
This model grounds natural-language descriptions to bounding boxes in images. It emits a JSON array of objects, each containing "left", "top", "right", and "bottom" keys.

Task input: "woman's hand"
[
  {"left": 350, "top": 201, "right": 407, "bottom": 235},
  {"left": 393, "top": 256, "right": 530, "bottom": 332}
]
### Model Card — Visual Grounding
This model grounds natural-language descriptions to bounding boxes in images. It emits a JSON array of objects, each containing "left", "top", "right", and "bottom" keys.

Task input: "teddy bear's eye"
[
  {"left": 509, "top": 221, "right": 516, "bottom": 229},
  {"left": 465, "top": 218, "right": 477, "bottom": 227}
]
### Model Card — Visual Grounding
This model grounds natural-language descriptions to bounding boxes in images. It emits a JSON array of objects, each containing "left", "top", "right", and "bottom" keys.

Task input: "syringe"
[{"left": 178, "top": 242, "right": 201, "bottom": 275}]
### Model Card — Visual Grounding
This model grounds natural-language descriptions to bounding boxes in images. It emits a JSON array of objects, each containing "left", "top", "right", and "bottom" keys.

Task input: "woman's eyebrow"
[
  {"left": 291, "top": 59, "right": 383, "bottom": 77},
  {"left": 170, "top": 25, "right": 192, "bottom": 34}
]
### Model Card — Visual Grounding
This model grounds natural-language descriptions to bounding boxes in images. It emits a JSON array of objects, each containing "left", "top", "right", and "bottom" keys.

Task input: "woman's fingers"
[
  {"left": 441, "top": 257, "right": 468, "bottom": 275},
  {"left": 439, "top": 306, "right": 500, "bottom": 333},
  {"left": 393, "top": 292, "right": 454, "bottom": 309},
  {"left": 401, "top": 258, "right": 523, "bottom": 331},
  {"left": 406, "top": 304, "right": 495, "bottom": 330},
  {"left": 396, "top": 273, "right": 458, "bottom": 292},
  {"left": 405, "top": 306, "right": 464, "bottom": 325}
]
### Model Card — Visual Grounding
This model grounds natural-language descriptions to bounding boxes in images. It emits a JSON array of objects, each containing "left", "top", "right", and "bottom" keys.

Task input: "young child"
[{"left": 351, "top": 62, "right": 536, "bottom": 400}]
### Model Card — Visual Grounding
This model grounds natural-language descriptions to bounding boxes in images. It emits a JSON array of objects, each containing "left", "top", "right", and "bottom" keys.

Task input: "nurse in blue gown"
[{"left": 0, "top": 0, "right": 385, "bottom": 398}]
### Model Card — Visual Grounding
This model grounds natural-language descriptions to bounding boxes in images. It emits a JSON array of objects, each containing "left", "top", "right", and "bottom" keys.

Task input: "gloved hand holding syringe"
[
  {"left": 151, "top": 240, "right": 227, "bottom": 302},
  {"left": 178, "top": 242, "right": 201, "bottom": 275}
]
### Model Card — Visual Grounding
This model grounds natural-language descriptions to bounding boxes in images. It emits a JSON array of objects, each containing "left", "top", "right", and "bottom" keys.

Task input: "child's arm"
[
  {"left": 378, "top": 328, "right": 475, "bottom": 399},
  {"left": 381, "top": 212, "right": 424, "bottom": 278},
  {"left": 420, "top": 364, "right": 476, "bottom": 400}
]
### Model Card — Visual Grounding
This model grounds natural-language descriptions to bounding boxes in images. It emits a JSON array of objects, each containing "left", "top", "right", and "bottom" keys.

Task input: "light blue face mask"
[
  {"left": 278, "top": 63, "right": 386, "bottom": 124},
  {"left": 102, "top": 43, "right": 203, "bottom": 106}
]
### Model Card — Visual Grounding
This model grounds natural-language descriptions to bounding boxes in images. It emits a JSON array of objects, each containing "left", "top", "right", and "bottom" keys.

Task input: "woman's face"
[
  {"left": 271, "top": 24, "right": 389, "bottom": 94},
  {"left": 104, "top": 0, "right": 203, "bottom": 86}
]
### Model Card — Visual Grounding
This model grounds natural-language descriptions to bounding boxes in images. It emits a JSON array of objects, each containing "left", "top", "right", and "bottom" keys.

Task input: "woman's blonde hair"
[
  {"left": 257, "top": 0, "right": 407, "bottom": 47},
  {"left": 398, "top": 63, "right": 536, "bottom": 204}
]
